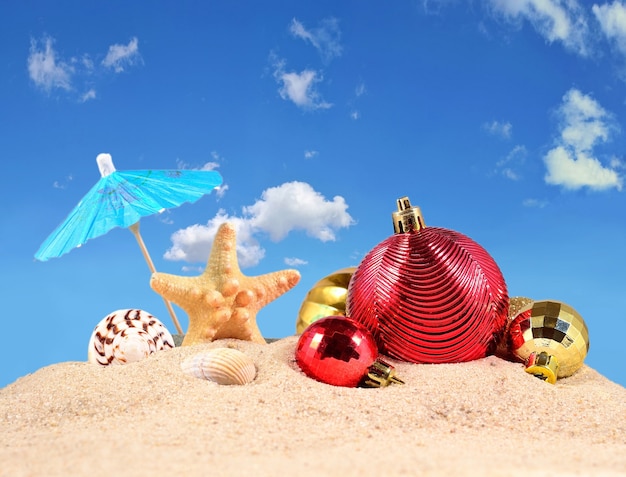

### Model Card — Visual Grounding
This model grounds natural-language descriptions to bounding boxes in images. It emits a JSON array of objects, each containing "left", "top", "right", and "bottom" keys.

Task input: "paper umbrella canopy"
[{"left": 35, "top": 153, "right": 223, "bottom": 333}]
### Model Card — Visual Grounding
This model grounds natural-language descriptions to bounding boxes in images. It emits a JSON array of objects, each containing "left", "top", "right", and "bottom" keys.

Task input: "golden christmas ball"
[
  {"left": 508, "top": 296, "right": 534, "bottom": 320},
  {"left": 296, "top": 267, "right": 356, "bottom": 334},
  {"left": 507, "top": 300, "right": 590, "bottom": 384}
]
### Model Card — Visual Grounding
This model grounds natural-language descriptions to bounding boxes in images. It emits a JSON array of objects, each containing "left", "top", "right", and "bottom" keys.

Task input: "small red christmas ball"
[{"left": 295, "top": 316, "right": 378, "bottom": 387}]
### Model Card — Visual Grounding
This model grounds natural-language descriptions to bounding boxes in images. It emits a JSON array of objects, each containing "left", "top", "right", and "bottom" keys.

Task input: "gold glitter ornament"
[
  {"left": 295, "top": 267, "right": 356, "bottom": 334},
  {"left": 508, "top": 296, "right": 534, "bottom": 320},
  {"left": 507, "top": 300, "right": 589, "bottom": 384}
]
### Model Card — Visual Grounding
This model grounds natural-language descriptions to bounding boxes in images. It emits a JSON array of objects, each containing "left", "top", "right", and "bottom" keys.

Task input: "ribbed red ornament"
[{"left": 346, "top": 197, "right": 509, "bottom": 364}]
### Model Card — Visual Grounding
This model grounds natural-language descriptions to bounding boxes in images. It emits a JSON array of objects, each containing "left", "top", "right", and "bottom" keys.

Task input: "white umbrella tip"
[{"left": 96, "top": 153, "right": 116, "bottom": 177}]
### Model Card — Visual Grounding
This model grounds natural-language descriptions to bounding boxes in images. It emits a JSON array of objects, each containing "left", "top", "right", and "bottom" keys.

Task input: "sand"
[{"left": 1, "top": 336, "right": 625, "bottom": 477}]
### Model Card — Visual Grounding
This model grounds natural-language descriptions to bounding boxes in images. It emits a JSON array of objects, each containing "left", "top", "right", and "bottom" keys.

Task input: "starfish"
[{"left": 150, "top": 222, "right": 301, "bottom": 346}]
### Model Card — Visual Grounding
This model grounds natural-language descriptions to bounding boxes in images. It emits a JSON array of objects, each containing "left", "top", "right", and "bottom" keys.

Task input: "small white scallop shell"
[
  {"left": 87, "top": 309, "right": 175, "bottom": 366},
  {"left": 181, "top": 348, "right": 256, "bottom": 385}
]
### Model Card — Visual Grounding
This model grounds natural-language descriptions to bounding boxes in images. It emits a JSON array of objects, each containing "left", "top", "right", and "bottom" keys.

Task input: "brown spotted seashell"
[
  {"left": 181, "top": 348, "right": 256, "bottom": 385},
  {"left": 87, "top": 309, "right": 175, "bottom": 366}
]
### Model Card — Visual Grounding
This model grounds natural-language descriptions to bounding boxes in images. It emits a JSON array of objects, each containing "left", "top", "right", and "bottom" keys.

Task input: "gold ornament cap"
[
  {"left": 392, "top": 196, "right": 426, "bottom": 234},
  {"left": 525, "top": 351, "right": 559, "bottom": 385},
  {"left": 361, "top": 359, "right": 405, "bottom": 388}
]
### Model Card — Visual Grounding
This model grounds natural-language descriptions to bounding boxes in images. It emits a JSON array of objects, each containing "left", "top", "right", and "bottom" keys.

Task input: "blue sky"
[{"left": 1, "top": 0, "right": 625, "bottom": 388}]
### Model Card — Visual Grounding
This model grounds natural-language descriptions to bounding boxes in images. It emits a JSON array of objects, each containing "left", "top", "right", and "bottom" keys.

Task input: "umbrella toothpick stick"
[{"left": 129, "top": 222, "right": 183, "bottom": 335}]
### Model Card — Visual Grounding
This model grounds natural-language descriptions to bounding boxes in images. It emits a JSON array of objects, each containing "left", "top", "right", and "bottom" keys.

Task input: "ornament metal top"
[{"left": 346, "top": 196, "right": 509, "bottom": 364}]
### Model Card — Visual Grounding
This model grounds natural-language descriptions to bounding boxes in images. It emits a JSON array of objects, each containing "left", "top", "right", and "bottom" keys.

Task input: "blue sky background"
[{"left": 1, "top": 0, "right": 625, "bottom": 388}]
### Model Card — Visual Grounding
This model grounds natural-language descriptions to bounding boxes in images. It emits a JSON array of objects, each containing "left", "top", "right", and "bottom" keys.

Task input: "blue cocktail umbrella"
[{"left": 35, "top": 153, "right": 223, "bottom": 334}]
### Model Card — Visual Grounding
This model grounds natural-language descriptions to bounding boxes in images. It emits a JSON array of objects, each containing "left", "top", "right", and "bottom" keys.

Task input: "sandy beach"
[{"left": 1, "top": 336, "right": 625, "bottom": 477}]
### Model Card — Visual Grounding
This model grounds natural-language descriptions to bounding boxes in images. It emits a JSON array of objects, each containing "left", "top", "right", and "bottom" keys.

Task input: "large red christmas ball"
[
  {"left": 346, "top": 198, "right": 508, "bottom": 364},
  {"left": 295, "top": 316, "right": 378, "bottom": 387}
]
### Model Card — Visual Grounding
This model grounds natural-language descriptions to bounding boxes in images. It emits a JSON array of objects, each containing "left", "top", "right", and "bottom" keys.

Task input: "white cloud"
[
  {"left": 181, "top": 265, "right": 204, "bottom": 273},
  {"left": 544, "top": 146, "right": 622, "bottom": 189},
  {"left": 214, "top": 184, "right": 229, "bottom": 199},
  {"left": 28, "top": 37, "right": 73, "bottom": 91},
  {"left": 164, "top": 181, "right": 354, "bottom": 267},
  {"left": 244, "top": 181, "right": 354, "bottom": 241},
  {"left": 346, "top": 82, "right": 366, "bottom": 120},
  {"left": 285, "top": 257, "right": 308, "bottom": 266},
  {"left": 483, "top": 120, "right": 513, "bottom": 138},
  {"left": 495, "top": 145, "right": 527, "bottom": 180},
  {"left": 544, "top": 88, "right": 622, "bottom": 190},
  {"left": 28, "top": 35, "right": 140, "bottom": 100},
  {"left": 289, "top": 17, "right": 342, "bottom": 62},
  {"left": 165, "top": 209, "right": 265, "bottom": 267},
  {"left": 561, "top": 88, "right": 612, "bottom": 134},
  {"left": 52, "top": 174, "right": 73, "bottom": 189},
  {"left": 506, "top": 144, "right": 527, "bottom": 162},
  {"left": 281, "top": 71, "right": 331, "bottom": 109},
  {"left": 502, "top": 168, "right": 520, "bottom": 180},
  {"left": 102, "top": 37, "right": 141, "bottom": 72},
  {"left": 200, "top": 159, "right": 227, "bottom": 198},
  {"left": 80, "top": 54, "right": 95, "bottom": 71},
  {"left": 175, "top": 155, "right": 228, "bottom": 199},
  {"left": 304, "top": 150, "right": 318, "bottom": 159},
  {"left": 80, "top": 89, "right": 96, "bottom": 102},
  {"left": 488, "top": 0, "right": 591, "bottom": 56},
  {"left": 157, "top": 211, "right": 174, "bottom": 225},
  {"left": 523, "top": 198, "right": 548, "bottom": 207},
  {"left": 271, "top": 56, "right": 331, "bottom": 110},
  {"left": 199, "top": 161, "right": 220, "bottom": 171},
  {"left": 422, "top": 0, "right": 459, "bottom": 14},
  {"left": 610, "top": 156, "right": 625, "bottom": 169},
  {"left": 593, "top": 1, "right": 626, "bottom": 56}
]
